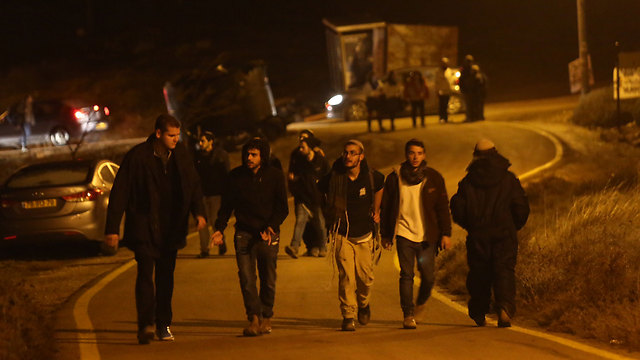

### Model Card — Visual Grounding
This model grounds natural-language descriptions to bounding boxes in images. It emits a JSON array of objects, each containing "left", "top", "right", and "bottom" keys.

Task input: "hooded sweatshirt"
[
  {"left": 450, "top": 151, "right": 529, "bottom": 238},
  {"left": 215, "top": 138, "right": 289, "bottom": 234}
]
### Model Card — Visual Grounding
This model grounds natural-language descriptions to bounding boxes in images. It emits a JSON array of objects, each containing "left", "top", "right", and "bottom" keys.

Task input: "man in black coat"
[
  {"left": 450, "top": 139, "right": 529, "bottom": 328},
  {"left": 105, "top": 114, "right": 206, "bottom": 344},
  {"left": 210, "top": 137, "right": 288, "bottom": 337}
]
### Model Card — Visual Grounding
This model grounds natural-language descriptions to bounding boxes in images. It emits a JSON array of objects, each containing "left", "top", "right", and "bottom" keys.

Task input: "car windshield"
[{"left": 5, "top": 163, "right": 92, "bottom": 189}]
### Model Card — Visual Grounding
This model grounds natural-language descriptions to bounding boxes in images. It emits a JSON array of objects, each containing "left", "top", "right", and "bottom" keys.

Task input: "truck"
[{"left": 322, "top": 18, "right": 463, "bottom": 121}]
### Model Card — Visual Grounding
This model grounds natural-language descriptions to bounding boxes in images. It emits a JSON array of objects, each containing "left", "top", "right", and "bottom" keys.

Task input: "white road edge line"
[{"left": 73, "top": 259, "right": 135, "bottom": 360}]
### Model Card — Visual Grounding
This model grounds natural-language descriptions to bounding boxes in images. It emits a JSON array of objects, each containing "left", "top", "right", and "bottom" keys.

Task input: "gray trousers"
[{"left": 198, "top": 195, "right": 224, "bottom": 253}]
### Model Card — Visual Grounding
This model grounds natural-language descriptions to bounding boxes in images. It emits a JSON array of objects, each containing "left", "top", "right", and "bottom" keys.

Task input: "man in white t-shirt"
[{"left": 380, "top": 139, "right": 452, "bottom": 329}]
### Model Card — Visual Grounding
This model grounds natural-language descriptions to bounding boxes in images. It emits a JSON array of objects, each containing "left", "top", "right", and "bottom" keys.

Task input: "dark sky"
[{"left": 2, "top": 0, "right": 640, "bottom": 102}]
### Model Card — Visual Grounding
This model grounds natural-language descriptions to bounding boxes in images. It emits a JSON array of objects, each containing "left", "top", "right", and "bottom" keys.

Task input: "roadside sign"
[
  {"left": 613, "top": 51, "right": 640, "bottom": 100},
  {"left": 568, "top": 56, "right": 594, "bottom": 94}
]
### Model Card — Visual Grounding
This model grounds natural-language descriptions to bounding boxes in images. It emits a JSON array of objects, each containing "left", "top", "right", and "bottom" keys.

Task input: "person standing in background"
[{"left": 194, "top": 130, "right": 229, "bottom": 257}]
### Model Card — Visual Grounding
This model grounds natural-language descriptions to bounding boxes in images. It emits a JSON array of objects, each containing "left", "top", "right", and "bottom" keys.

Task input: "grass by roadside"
[{"left": 437, "top": 110, "right": 640, "bottom": 350}]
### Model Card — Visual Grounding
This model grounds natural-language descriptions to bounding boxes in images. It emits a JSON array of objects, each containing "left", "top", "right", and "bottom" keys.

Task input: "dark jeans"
[
  {"left": 397, "top": 236, "right": 436, "bottom": 316},
  {"left": 134, "top": 249, "right": 178, "bottom": 330},
  {"left": 21, "top": 123, "right": 31, "bottom": 149},
  {"left": 410, "top": 100, "right": 425, "bottom": 127},
  {"left": 466, "top": 234, "right": 517, "bottom": 319},
  {"left": 438, "top": 95, "right": 450, "bottom": 121},
  {"left": 235, "top": 229, "right": 279, "bottom": 320}
]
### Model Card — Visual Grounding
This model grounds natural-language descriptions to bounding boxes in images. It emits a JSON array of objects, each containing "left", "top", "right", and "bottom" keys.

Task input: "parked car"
[
  {"left": 0, "top": 159, "right": 120, "bottom": 255},
  {"left": 324, "top": 65, "right": 465, "bottom": 121},
  {"left": 0, "top": 99, "right": 110, "bottom": 148}
]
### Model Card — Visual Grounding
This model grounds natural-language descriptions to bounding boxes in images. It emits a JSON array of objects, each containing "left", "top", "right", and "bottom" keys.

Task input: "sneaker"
[
  {"left": 197, "top": 251, "right": 209, "bottom": 258},
  {"left": 218, "top": 242, "right": 227, "bottom": 256},
  {"left": 284, "top": 245, "right": 298, "bottom": 259},
  {"left": 259, "top": 317, "right": 272, "bottom": 334},
  {"left": 309, "top": 247, "right": 320, "bottom": 257},
  {"left": 156, "top": 326, "right": 174, "bottom": 341},
  {"left": 357, "top": 305, "right": 370, "bottom": 325},
  {"left": 137, "top": 325, "right": 155, "bottom": 344},
  {"left": 341, "top": 317, "right": 356, "bottom": 331},
  {"left": 403, "top": 316, "right": 417, "bottom": 329},
  {"left": 498, "top": 309, "right": 511, "bottom": 328},
  {"left": 243, "top": 315, "right": 261, "bottom": 337}
]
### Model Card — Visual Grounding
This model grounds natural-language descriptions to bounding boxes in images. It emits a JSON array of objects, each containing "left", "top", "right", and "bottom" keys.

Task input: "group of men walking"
[{"left": 104, "top": 114, "right": 529, "bottom": 344}]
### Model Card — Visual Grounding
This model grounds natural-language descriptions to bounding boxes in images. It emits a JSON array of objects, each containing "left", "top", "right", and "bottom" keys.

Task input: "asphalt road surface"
[{"left": 56, "top": 101, "right": 638, "bottom": 360}]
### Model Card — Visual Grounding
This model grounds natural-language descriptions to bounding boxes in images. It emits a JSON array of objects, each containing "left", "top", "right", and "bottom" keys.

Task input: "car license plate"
[
  {"left": 22, "top": 199, "right": 57, "bottom": 209},
  {"left": 95, "top": 121, "right": 108, "bottom": 130}
]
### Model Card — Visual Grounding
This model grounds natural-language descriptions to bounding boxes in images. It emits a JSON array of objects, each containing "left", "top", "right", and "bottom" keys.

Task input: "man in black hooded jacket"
[
  {"left": 450, "top": 139, "right": 529, "bottom": 328},
  {"left": 210, "top": 137, "right": 288, "bottom": 337}
]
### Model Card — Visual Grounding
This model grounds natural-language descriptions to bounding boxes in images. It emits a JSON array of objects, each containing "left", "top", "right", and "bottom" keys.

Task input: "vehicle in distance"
[
  {"left": 0, "top": 99, "right": 110, "bottom": 148},
  {"left": 325, "top": 65, "right": 464, "bottom": 121},
  {"left": 0, "top": 159, "right": 120, "bottom": 255}
]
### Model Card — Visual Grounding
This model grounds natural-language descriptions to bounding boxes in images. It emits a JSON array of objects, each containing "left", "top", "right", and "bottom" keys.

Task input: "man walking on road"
[
  {"left": 104, "top": 114, "right": 207, "bottom": 344},
  {"left": 450, "top": 139, "right": 529, "bottom": 327},
  {"left": 321, "top": 140, "right": 384, "bottom": 331},
  {"left": 380, "top": 139, "right": 452, "bottom": 329},
  {"left": 194, "top": 130, "right": 229, "bottom": 257},
  {"left": 210, "top": 137, "right": 288, "bottom": 336},
  {"left": 285, "top": 136, "right": 329, "bottom": 258}
]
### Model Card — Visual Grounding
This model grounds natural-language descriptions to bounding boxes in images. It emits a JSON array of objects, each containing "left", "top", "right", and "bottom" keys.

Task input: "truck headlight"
[{"left": 327, "top": 94, "right": 343, "bottom": 106}]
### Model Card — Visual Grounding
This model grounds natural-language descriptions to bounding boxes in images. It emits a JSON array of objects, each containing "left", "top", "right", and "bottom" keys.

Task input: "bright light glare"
[
  {"left": 93, "top": 105, "right": 99, "bottom": 111},
  {"left": 328, "top": 94, "right": 343, "bottom": 106},
  {"left": 454, "top": 85, "right": 460, "bottom": 91},
  {"left": 455, "top": 71, "right": 461, "bottom": 78},
  {"left": 104, "top": 107, "right": 110, "bottom": 116}
]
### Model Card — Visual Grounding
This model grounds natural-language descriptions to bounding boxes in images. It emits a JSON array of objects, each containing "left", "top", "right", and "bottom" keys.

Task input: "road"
[{"left": 55, "top": 97, "right": 637, "bottom": 360}]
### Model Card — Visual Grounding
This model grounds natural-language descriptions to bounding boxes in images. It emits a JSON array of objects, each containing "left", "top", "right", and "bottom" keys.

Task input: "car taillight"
[
  {"left": 62, "top": 189, "right": 104, "bottom": 202},
  {"left": 93, "top": 105, "right": 99, "bottom": 111},
  {"left": 104, "top": 106, "right": 110, "bottom": 116}
]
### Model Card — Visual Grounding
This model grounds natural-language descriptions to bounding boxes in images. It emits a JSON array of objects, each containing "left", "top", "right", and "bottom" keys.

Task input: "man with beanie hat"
[
  {"left": 320, "top": 139, "right": 385, "bottom": 331},
  {"left": 380, "top": 138, "right": 452, "bottom": 329},
  {"left": 450, "top": 139, "right": 529, "bottom": 328},
  {"left": 210, "top": 137, "right": 289, "bottom": 336}
]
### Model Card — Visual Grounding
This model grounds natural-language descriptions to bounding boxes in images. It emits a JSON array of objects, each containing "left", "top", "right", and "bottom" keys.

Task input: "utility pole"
[{"left": 577, "top": 0, "right": 590, "bottom": 94}]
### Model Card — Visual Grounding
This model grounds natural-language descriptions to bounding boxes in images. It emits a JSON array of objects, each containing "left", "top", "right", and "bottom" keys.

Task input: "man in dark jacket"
[
  {"left": 194, "top": 130, "right": 229, "bottom": 257},
  {"left": 320, "top": 139, "right": 384, "bottom": 331},
  {"left": 380, "top": 139, "right": 452, "bottom": 329},
  {"left": 210, "top": 137, "right": 288, "bottom": 337},
  {"left": 105, "top": 114, "right": 206, "bottom": 344},
  {"left": 450, "top": 139, "right": 529, "bottom": 328},
  {"left": 285, "top": 136, "right": 329, "bottom": 258}
]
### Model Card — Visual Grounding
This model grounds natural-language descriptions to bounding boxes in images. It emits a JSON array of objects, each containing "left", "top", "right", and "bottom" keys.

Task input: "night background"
[{"left": 2, "top": 0, "right": 640, "bottom": 125}]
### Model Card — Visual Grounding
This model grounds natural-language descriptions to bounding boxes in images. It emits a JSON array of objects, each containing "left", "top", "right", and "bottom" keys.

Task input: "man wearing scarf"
[
  {"left": 380, "top": 139, "right": 452, "bottom": 329},
  {"left": 321, "top": 139, "right": 385, "bottom": 331}
]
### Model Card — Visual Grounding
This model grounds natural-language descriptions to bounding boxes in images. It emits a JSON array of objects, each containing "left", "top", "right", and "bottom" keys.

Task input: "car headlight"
[{"left": 327, "top": 94, "right": 343, "bottom": 106}]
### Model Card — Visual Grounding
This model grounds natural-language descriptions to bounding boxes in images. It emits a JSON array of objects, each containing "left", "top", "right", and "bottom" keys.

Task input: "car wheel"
[
  {"left": 448, "top": 95, "right": 465, "bottom": 114},
  {"left": 50, "top": 127, "right": 70, "bottom": 146},
  {"left": 99, "top": 241, "right": 118, "bottom": 256},
  {"left": 344, "top": 101, "right": 368, "bottom": 121}
]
